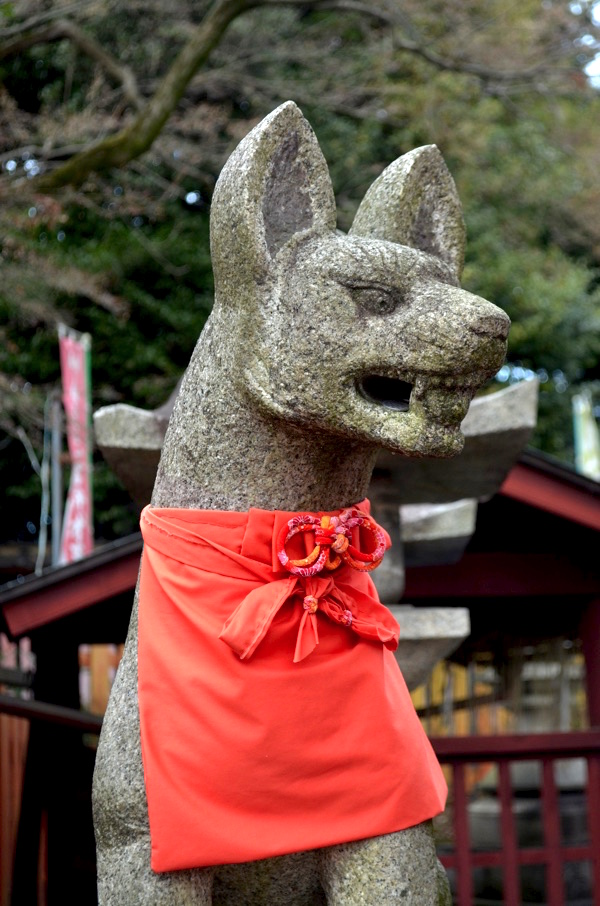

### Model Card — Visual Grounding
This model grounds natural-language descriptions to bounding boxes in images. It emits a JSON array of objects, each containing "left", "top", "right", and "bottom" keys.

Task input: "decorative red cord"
[{"left": 277, "top": 508, "right": 386, "bottom": 577}]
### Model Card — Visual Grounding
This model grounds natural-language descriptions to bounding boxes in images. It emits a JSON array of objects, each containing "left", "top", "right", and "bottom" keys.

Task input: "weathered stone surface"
[
  {"left": 94, "top": 101, "right": 510, "bottom": 904},
  {"left": 390, "top": 605, "right": 471, "bottom": 690},
  {"left": 369, "top": 498, "right": 476, "bottom": 600},
  {"left": 94, "top": 379, "right": 536, "bottom": 513},
  {"left": 402, "top": 499, "right": 477, "bottom": 545},
  {"left": 367, "top": 380, "right": 536, "bottom": 602},
  {"left": 350, "top": 144, "right": 466, "bottom": 278},
  {"left": 317, "top": 823, "right": 445, "bottom": 905}
]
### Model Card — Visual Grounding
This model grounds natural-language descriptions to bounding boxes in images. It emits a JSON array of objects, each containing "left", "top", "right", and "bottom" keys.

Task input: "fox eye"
[{"left": 349, "top": 285, "right": 399, "bottom": 315}]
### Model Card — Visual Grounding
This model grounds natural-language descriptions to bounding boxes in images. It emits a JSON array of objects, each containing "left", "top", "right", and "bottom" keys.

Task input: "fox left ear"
[
  {"left": 349, "top": 145, "right": 466, "bottom": 280},
  {"left": 210, "top": 102, "right": 337, "bottom": 304}
]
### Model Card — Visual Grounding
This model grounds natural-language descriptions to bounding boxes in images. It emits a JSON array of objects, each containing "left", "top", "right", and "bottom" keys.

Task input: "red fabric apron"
[{"left": 138, "top": 502, "right": 447, "bottom": 873}]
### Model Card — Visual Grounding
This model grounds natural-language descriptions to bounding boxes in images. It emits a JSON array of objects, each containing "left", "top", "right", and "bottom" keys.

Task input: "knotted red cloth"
[{"left": 138, "top": 503, "right": 447, "bottom": 872}]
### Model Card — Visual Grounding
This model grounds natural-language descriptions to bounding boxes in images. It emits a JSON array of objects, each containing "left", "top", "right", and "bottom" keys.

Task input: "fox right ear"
[{"left": 349, "top": 145, "right": 466, "bottom": 280}]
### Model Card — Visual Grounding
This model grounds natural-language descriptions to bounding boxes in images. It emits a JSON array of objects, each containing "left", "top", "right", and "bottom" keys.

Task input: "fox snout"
[
  {"left": 469, "top": 309, "right": 511, "bottom": 342},
  {"left": 417, "top": 285, "right": 510, "bottom": 380}
]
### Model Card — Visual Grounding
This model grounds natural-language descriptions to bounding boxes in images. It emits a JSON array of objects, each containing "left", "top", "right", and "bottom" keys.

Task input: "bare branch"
[
  {"left": 129, "top": 226, "right": 191, "bottom": 279},
  {"left": 41, "top": 261, "right": 130, "bottom": 317},
  {"left": 0, "top": 19, "right": 142, "bottom": 108},
  {"left": 10, "top": 0, "right": 577, "bottom": 191},
  {"left": 33, "top": 0, "right": 267, "bottom": 189},
  {"left": 0, "top": 143, "right": 95, "bottom": 164},
  {"left": 391, "top": 37, "right": 554, "bottom": 84},
  {"left": 262, "top": 0, "right": 384, "bottom": 16},
  {"left": 4, "top": 250, "right": 130, "bottom": 317},
  {"left": 33, "top": 0, "right": 353, "bottom": 189},
  {"left": 15, "top": 426, "right": 42, "bottom": 477},
  {"left": 300, "top": 0, "right": 558, "bottom": 84},
  {"left": 0, "top": 1, "right": 97, "bottom": 38},
  {"left": 263, "top": 0, "right": 560, "bottom": 84}
]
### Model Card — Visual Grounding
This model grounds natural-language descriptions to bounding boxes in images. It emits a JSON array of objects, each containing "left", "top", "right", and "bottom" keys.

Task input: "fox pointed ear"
[
  {"left": 349, "top": 145, "right": 466, "bottom": 279},
  {"left": 211, "top": 102, "right": 336, "bottom": 298}
]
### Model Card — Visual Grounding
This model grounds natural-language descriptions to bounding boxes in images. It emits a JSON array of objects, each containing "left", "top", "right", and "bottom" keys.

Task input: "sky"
[{"left": 576, "top": 1, "right": 600, "bottom": 86}]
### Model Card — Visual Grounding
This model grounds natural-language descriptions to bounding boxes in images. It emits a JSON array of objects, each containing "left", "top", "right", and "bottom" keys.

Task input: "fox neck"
[{"left": 151, "top": 316, "right": 378, "bottom": 514}]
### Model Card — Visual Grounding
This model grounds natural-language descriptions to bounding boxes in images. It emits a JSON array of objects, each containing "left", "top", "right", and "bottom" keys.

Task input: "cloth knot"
[
  {"left": 331, "top": 533, "right": 349, "bottom": 553},
  {"left": 220, "top": 572, "right": 399, "bottom": 664},
  {"left": 303, "top": 595, "right": 319, "bottom": 613}
]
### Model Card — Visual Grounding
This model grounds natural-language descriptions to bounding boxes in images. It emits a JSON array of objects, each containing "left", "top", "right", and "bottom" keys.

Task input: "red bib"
[{"left": 138, "top": 502, "right": 447, "bottom": 872}]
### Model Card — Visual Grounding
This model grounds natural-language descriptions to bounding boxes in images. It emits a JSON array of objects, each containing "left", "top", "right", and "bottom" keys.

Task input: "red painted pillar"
[{"left": 580, "top": 598, "right": 600, "bottom": 727}]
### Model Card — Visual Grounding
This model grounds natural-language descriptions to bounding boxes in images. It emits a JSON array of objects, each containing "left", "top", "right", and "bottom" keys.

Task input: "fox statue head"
[
  {"left": 209, "top": 101, "right": 509, "bottom": 460},
  {"left": 151, "top": 101, "right": 510, "bottom": 511}
]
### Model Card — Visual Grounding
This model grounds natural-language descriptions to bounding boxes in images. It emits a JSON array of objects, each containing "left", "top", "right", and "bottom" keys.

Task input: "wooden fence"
[
  {"left": 0, "top": 713, "right": 28, "bottom": 906},
  {"left": 0, "top": 635, "right": 33, "bottom": 906},
  {"left": 433, "top": 730, "right": 600, "bottom": 906}
]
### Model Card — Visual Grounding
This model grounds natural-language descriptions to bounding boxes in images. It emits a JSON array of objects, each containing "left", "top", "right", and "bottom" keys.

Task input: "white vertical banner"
[
  {"left": 573, "top": 389, "right": 600, "bottom": 481},
  {"left": 58, "top": 324, "right": 94, "bottom": 563}
]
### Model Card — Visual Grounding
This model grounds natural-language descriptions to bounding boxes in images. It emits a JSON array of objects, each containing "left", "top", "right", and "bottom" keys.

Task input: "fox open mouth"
[{"left": 359, "top": 375, "right": 413, "bottom": 412}]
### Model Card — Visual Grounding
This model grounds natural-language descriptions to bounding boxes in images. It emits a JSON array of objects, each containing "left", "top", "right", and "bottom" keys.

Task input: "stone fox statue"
[{"left": 93, "top": 102, "right": 509, "bottom": 905}]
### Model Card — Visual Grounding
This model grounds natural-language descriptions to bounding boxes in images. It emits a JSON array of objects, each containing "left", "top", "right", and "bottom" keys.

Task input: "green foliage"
[
  {"left": 465, "top": 244, "right": 600, "bottom": 379},
  {"left": 0, "top": 195, "right": 214, "bottom": 541}
]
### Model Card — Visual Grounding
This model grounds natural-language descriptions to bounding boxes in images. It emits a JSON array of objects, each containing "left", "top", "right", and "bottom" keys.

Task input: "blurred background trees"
[{"left": 1, "top": 0, "right": 600, "bottom": 549}]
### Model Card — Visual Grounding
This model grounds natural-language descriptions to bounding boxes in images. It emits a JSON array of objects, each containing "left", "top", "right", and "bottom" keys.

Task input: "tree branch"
[
  {"left": 297, "top": 0, "right": 556, "bottom": 84},
  {"left": 0, "top": 1, "right": 96, "bottom": 38},
  {"left": 265, "top": 0, "right": 560, "bottom": 85},
  {"left": 0, "top": 19, "right": 142, "bottom": 109},
  {"left": 391, "top": 37, "right": 553, "bottom": 84},
  {"left": 35, "top": 0, "right": 266, "bottom": 189},
  {"left": 33, "top": 0, "right": 357, "bottom": 189},
  {"left": 16, "top": 0, "right": 569, "bottom": 191}
]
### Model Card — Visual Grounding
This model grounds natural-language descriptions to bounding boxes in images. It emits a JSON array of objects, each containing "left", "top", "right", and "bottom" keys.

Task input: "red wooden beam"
[
  {"left": 580, "top": 599, "right": 600, "bottom": 727},
  {"left": 541, "top": 759, "right": 563, "bottom": 906},
  {"left": 441, "top": 845, "right": 596, "bottom": 870},
  {"left": 432, "top": 730, "right": 600, "bottom": 761},
  {"left": 452, "top": 763, "right": 473, "bottom": 906},
  {"left": 498, "top": 761, "right": 520, "bottom": 903},
  {"left": 588, "top": 756, "right": 600, "bottom": 906},
  {"left": 437, "top": 735, "right": 600, "bottom": 906},
  {"left": 1, "top": 549, "right": 141, "bottom": 638},
  {"left": 501, "top": 461, "right": 600, "bottom": 531},
  {"left": 405, "top": 552, "right": 600, "bottom": 599}
]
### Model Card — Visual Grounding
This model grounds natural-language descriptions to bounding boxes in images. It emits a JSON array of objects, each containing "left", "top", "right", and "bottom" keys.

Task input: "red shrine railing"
[{"left": 431, "top": 731, "right": 600, "bottom": 906}]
